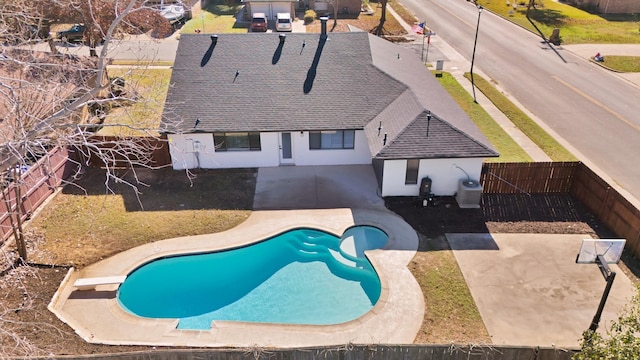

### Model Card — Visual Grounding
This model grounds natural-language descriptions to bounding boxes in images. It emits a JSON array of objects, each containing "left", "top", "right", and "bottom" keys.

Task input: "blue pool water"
[{"left": 117, "top": 226, "right": 388, "bottom": 329}]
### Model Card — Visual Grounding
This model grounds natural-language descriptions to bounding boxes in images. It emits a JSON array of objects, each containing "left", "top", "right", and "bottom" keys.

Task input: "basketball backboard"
[{"left": 576, "top": 239, "right": 626, "bottom": 264}]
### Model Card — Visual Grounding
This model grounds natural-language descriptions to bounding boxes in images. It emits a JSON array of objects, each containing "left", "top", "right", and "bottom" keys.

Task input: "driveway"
[{"left": 253, "top": 165, "right": 385, "bottom": 210}]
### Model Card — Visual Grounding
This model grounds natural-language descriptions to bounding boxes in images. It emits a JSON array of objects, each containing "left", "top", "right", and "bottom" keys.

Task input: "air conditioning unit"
[{"left": 456, "top": 179, "right": 482, "bottom": 208}]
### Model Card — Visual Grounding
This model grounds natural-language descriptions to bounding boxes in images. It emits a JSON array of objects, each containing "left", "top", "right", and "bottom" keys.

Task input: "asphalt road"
[{"left": 399, "top": 0, "right": 640, "bottom": 204}]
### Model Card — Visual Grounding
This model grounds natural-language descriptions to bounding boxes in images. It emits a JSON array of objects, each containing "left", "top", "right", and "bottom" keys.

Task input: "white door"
[{"left": 279, "top": 132, "right": 294, "bottom": 165}]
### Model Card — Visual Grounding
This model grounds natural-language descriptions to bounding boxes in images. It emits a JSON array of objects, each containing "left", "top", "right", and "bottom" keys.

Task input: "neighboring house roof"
[{"left": 161, "top": 32, "right": 498, "bottom": 160}]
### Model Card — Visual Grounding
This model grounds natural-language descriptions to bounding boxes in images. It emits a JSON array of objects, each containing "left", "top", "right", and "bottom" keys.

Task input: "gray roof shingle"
[
  {"left": 161, "top": 31, "right": 499, "bottom": 159},
  {"left": 162, "top": 32, "right": 407, "bottom": 133},
  {"left": 374, "top": 111, "right": 499, "bottom": 159}
]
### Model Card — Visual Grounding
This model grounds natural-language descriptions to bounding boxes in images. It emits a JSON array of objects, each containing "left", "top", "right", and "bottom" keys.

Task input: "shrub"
[{"left": 304, "top": 10, "right": 316, "bottom": 24}]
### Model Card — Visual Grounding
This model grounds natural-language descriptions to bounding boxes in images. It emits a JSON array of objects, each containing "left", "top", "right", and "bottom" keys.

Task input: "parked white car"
[{"left": 275, "top": 13, "right": 292, "bottom": 32}]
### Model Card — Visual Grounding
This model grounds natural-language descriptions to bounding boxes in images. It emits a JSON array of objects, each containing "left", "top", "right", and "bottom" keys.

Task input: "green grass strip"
[
  {"left": 463, "top": 72, "right": 576, "bottom": 161},
  {"left": 435, "top": 72, "right": 532, "bottom": 162},
  {"left": 596, "top": 55, "right": 640, "bottom": 72}
]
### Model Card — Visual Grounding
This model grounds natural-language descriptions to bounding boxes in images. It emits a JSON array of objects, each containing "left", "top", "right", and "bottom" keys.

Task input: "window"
[
  {"left": 309, "top": 130, "right": 355, "bottom": 150},
  {"left": 214, "top": 132, "right": 261, "bottom": 151},
  {"left": 405, "top": 159, "right": 419, "bottom": 185}
]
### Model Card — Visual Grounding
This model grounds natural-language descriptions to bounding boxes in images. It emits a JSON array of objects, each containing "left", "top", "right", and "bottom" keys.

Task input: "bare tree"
[
  {"left": 375, "top": 0, "right": 388, "bottom": 36},
  {"left": 1, "top": 1, "right": 177, "bottom": 355},
  {"left": 1, "top": 0, "right": 173, "bottom": 263}
]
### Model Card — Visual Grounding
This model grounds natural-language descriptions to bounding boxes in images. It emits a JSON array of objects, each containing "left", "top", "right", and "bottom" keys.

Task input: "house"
[
  {"left": 566, "top": 0, "right": 640, "bottom": 13},
  {"left": 160, "top": 21, "right": 499, "bottom": 198},
  {"left": 242, "top": 0, "right": 298, "bottom": 21}
]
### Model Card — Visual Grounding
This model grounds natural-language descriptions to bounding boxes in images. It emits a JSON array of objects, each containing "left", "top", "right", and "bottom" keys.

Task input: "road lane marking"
[{"left": 552, "top": 76, "right": 640, "bottom": 132}]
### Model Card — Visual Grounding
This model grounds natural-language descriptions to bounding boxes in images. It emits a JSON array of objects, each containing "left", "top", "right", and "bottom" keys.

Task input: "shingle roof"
[
  {"left": 162, "top": 32, "right": 407, "bottom": 133},
  {"left": 374, "top": 111, "right": 499, "bottom": 159},
  {"left": 161, "top": 31, "right": 499, "bottom": 159}
]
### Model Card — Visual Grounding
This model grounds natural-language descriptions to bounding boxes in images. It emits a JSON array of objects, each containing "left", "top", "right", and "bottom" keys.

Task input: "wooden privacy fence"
[
  {"left": 480, "top": 161, "right": 576, "bottom": 194},
  {"left": 72, "top": 135, "right": 171, "bottom": 168},
  {"left": 0, "top": 146, "right": 74, "bottom": 244},
  {"left": 24, "top": 344, "right": 577, "bottom": 360},
  {"left": 481, "top": 162, "right": 640, "bottom": 259}
]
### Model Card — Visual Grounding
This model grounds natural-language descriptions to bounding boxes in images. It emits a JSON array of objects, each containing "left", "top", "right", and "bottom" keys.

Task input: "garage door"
[
  {"left": 250, "top": 3, "right": 270, "bottom": 17},
  {"left": 269, "top": 2, "right": 291, "bottom": 19}
]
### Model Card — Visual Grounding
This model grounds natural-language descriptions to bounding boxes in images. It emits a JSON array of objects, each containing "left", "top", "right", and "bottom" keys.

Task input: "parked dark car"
[
  {"left": 250, "top": 13, "right": 268, "bottom": 32},
  {"left": 56, "top": 24, "right": 85, "bottom": 43}
]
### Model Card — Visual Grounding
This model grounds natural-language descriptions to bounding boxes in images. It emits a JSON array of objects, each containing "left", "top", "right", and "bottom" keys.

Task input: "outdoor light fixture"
[{"left": 470, "top": 5, "right": 483, "bottom": 103}]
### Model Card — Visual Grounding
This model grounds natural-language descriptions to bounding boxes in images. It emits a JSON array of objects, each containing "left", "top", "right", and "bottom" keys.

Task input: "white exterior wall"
[
  {"left": 380, "top": 158, "right": 484, "bottom": 197},
  {"left": 168, "top": 130, "right": 371, "bottom": 170},
  {"left": 168, "top": 133, "right": 280, "bottom": 170}
]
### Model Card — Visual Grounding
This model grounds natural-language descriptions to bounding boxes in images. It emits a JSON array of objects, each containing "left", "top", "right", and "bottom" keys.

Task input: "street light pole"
[{"left": 470, "top": 5, "right": 483, "bottom": 103}]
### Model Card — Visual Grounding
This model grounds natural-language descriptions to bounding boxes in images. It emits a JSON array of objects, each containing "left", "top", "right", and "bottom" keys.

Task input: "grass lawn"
[
  {"left": 596, "top": 55, "right": 640, "bottom": 72},
  {"left": 29, "top": 167, "right": 255, "bottom": 267},
  {"left": 409, "top": 236, "right": 490, "bottom": 343},
  {"left": 435, "top": 72, "right": 532, "bottom": 163},
  {"left": 99, "top": 67, "right": 172, "bottom": 136},
  {"left": 181, "top": 0, "right": 247, "bottom": 34},
  {"left": 478, "top": 1, "right": 640, "bottom": 44}
]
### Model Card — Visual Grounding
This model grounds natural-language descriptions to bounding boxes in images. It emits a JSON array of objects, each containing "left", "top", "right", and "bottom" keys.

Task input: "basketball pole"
[{"left": 588, "top": 255, "right": 616, "bottom": 332}]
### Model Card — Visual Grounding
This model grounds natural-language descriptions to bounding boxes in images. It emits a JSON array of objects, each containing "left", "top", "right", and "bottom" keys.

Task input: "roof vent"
[
  {"left": 210, "top": 35, "right": 218, "bottom": 45},
  {"left": 320, "top": 17, "right": 328, "bottom": 39},
  {"left": 279, "top": 33, "right": 286, "bottom": 43}
]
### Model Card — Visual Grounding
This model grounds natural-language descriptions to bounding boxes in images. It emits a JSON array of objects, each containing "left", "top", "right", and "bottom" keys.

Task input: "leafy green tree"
[{"left": 574, "top": 285, "right": 640, "bottom": 360}]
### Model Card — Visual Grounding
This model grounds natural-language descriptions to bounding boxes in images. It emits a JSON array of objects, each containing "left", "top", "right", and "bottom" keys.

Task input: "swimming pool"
[{"left": 117, "top": 226, "right": 387, "bottom": 330}]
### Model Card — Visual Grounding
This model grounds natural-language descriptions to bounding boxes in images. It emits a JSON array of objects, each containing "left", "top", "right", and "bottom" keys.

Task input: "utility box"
[
  {"left": 456, "top": 179, "right": 482, "bottom": 208},
  {"left": 419, "top": 177, "right": 432, "bottom": 198}
]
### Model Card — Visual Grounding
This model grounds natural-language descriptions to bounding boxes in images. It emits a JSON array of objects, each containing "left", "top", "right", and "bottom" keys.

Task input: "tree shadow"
[
  {"left": 204, "top": 0, "right": 243, "bottom": 16},
  {"left": 525, "top": 8, "right": 568, "bottom": 26},
  {"left": 60, "top": 167, "right": 256, "bottom": 211}
]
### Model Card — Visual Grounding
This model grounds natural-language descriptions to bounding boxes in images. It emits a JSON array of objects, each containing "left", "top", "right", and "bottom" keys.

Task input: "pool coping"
[{"left": 48, "top": 208, "right": 424, "bottom": 347}]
